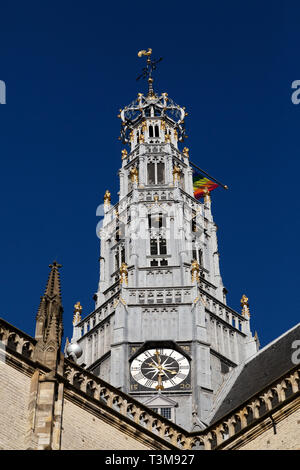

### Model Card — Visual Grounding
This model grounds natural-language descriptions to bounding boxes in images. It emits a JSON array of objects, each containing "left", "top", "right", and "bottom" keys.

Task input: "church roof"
[{"left": 210, "top": 322, "right": 300, "bottom": 424}]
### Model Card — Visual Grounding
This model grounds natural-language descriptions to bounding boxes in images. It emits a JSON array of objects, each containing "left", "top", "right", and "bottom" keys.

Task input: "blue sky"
[{"left": 0, "top": 0, "right": 299, "bottom": 349}]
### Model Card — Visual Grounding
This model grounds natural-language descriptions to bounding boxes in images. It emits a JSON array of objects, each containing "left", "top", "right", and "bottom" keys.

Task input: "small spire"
[
  {"left": 44, "top": 261, "right": 62, "bottom": 300},
  {"left": 34, "top": 261, "right": 64, "bottom": 370}
]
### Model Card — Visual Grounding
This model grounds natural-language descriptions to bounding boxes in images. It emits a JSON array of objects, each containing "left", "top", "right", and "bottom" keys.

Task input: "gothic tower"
[{"left": 69, "top": 51, "right": 258, "bottom": 430}]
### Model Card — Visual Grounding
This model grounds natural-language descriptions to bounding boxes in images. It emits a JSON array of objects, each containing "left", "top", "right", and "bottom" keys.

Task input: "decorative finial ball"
[{"left": 66, "top": 342, "right": 83, "bottom": 360}]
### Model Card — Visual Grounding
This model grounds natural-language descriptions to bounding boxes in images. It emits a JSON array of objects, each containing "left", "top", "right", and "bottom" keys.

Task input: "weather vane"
[{"left": 136, "top": 48, "right": 163, "bottom": 95}]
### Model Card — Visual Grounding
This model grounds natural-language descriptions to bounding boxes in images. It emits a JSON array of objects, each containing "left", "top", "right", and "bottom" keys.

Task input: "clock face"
[{"left": 130, "top": 348, "right": 190, "bottom": 390}]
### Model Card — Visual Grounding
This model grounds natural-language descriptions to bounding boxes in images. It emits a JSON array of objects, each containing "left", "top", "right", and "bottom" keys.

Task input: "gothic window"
[
  {"left": 150, "top": 237, "right": 167, "bottom": 256},
  {"left": 192, "top": 210, "right": 197, "bottom": 232},
  {"left": 148, "top": 212, "right": 165, "bottom": 229},
  {"left": 121, "top": 245, "right": 125, "bottom": 263},
  {"left": 157, "top": 162, "right": 165, "bottom": 184},
  {"left": 192, "top": 243, "right": 203, "bottom": 266},
  {"left": 155, "top": 125, "right": 160, "bottom": 137},
  {"left": 159, "top": 238, "right": 167, "bottom": 255},
  {"left": 147, "top": 162, "right": 155, "bottom": 184},
  {"left": 147, "top": 161, "right": 165, "bottom": 185},
  {"left": 115, "top": 225, "right": 120, "bottom": 242},
  {"left": 128, "top": 174, "right": 132, "bottom": 192},
  {"left": 150, "top": 238, "right": 158, "bottom": 255},
  {"left": 115, "top": 252, "right": 119, "bottom": 271},
  {"left": 149, "top": 125, "right": 154, "bottom": 137},
  {"left": 114, "top": 245, "right": 125, "bottom": 272}
]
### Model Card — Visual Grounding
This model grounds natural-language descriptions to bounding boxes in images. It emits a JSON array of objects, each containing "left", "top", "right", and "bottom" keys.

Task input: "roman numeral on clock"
[
  {"left": 145, "top": 379, "right": 154, "bottom": 388},
  {"left": 176, "top": 373, "right": 186, "bottom": 380},
  {"left": 133, "top": 372, "right": 144, "bottom": 381}
]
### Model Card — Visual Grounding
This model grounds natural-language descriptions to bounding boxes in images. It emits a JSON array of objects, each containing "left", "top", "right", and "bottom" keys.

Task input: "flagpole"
[{"left": 190, "top": 161, "right": 228, "bottom": 190}]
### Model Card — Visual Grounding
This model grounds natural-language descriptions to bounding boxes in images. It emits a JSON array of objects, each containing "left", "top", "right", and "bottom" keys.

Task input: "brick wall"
[
  {"left": 223, "top": 399, "right": 300, "bottom": 450},
  {"left": 61, "top": 397, "right": 155, "bottom": 450},
  {"left": 0, "top": 360, "right": 31, "bottom": 449}
]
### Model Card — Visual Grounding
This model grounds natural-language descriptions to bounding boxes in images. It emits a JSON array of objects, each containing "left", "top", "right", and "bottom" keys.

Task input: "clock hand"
[
  {"left": 161, "top": 368, "right": 177, "bottom": 375},
  {"left": 155, "top": 350, "right": 162, "bottom": 366}
]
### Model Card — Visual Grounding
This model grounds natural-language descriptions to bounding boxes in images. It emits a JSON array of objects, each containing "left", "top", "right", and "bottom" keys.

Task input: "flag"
[{"left": 193, "top": 170, "right": 219, "bottom": 200}]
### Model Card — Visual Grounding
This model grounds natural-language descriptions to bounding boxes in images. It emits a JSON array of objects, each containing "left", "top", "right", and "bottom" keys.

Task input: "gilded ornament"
[
  {"left": 241, "top": 294, "right": 250, "bottom": 317},
  {"left": 119, "top": 262, "right": 128, "bottom": 286},
  {"left": 137, "top": 48, "right": 152, "bottom": 58},
  {"left": 191, "top": 260, "right": 200, "bottom": 282},
  {"left": 73, "top": 301, "right": 82, "bottom": 325},
  {"left": 173, "top": 165, "right": 181, "bottom": 183},
  {"left": 104, "top": 189, "right": 111, "bottom": 205},
  {"left": 130, "top": 167, "right": 139, "bottom": 183},
  {"left": 183, "top": 147, "right": 189, "bottom": 158}
]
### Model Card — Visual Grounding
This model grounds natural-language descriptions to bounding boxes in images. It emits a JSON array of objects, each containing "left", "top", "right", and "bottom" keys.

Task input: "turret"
[{"left": 34, "top": 261, "right": 63, "bottom": 371}]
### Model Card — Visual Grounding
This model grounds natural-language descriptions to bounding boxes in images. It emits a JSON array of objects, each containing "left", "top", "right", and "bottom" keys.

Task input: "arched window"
[
  {"left": 155, "top": 125, "right": 160, "bottom": 137},
  {"left": 147, "top": 162, "right": 165, "bottom": 185},
  {"left": 149, "top": 125, "right": 154, "bottom": 137}
]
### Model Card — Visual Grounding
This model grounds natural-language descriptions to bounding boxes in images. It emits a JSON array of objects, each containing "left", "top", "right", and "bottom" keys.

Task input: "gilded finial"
[
  {"left": 165, "top": 133, "right": 171, "bottom": 143},
  {"left": 241, "top": 294, "right": 250, "bottom": 318},
  {"left": 183, "top": 147, "right": 189, "bottom": 158},
  {"left": 119, "top": 262, "right": 128, "bottom": 286},
  {"left": 191, "top": 259, "right": 200, "bottom": 283},
  {"left": 203, "top": 187, "right": 211, "bottom": 203},
  {"left": 104, "top": 189, "right": 111, "bottom": 205},
  {"left": 173, "top": 164, "right": 181, "bottom": 183},
  {"left": 130, "top": 166, "right": 139, "bottom": 184},
  {"left": 139, "top": 133, "right": 145, "bottom": 143},
  {"left": 121, "top": 149, "right": 128, "bottom": 160},
  {"left": 73, "top": 301, "right": 82, "bottom": 325}
]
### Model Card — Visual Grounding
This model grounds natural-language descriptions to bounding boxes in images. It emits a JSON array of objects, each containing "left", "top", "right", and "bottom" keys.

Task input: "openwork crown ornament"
[{"left": 118, "top": 49, "right": 187, "bottom": 145}]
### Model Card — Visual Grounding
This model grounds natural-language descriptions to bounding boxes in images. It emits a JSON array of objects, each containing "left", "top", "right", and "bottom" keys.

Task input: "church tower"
[{"left": 69, "top": 50, "right": 257, "bottom": 430}]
